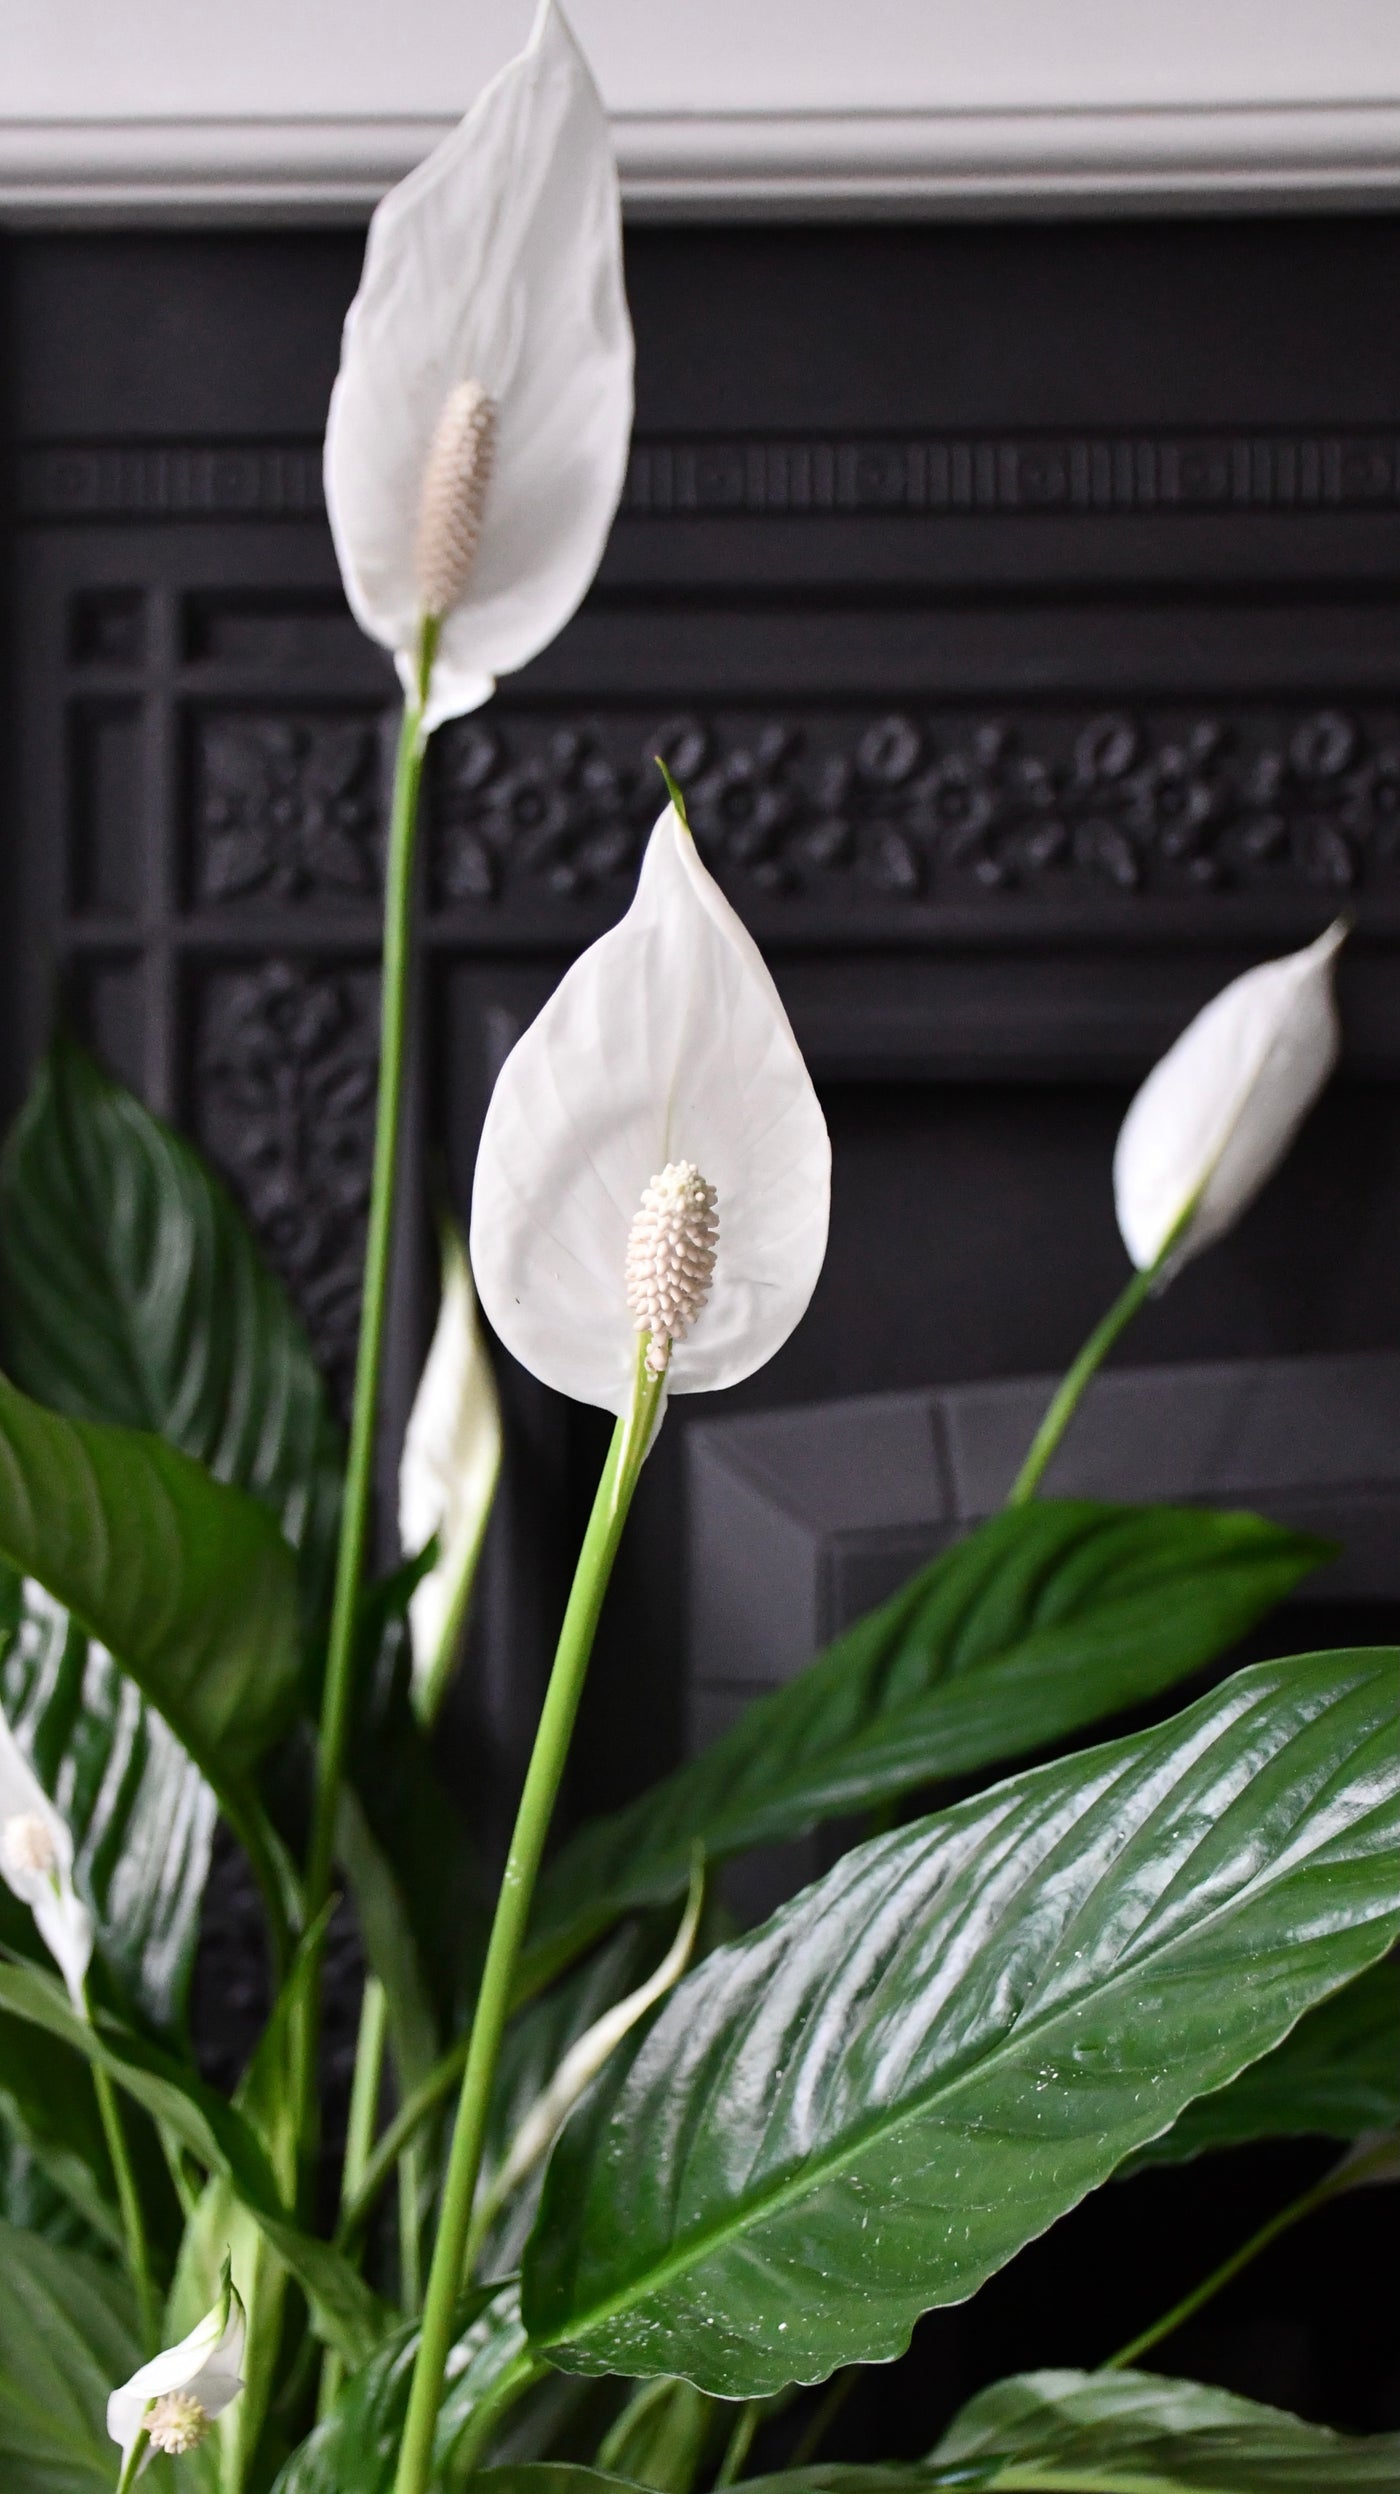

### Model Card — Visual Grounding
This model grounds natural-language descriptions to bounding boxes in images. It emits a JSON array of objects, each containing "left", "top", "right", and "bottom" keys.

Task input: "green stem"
[
  {"left": 1101, "top": 2169, "right": 1337, "bottom": 2372},
  {"left": 1006, "top": 1260, "right": 1160, "bottom": 1506},
  {"left": 788, "top": 2369, "right": 857, "bottom": 2470},
  {"left": 335, "top": 2036, "right": 465, "bottom": 2255},
  {"left": 297, "top": 620, "right": 438, "bottom": 2183},
  {"left": 715, "top": 2400, "right": 761, "bottom": 2489},
  {"left": 319, "top": 1974, "right": 390, "bottom": 2419},
  {"left": 91, "top": 2056, "right": 157, "bottom": 2355},
  {"left": 307, "top": 623, "right": 437, "bottom": 1918},
  {"left": 114, "top": 2428, "right": 151, "bottom": 2494},
  {"left": 398, "top": 2136, "right": 425, "bottom": 2312},
  {"left": 392, "top": 1346, "right": 666, "bottom": 2494}
]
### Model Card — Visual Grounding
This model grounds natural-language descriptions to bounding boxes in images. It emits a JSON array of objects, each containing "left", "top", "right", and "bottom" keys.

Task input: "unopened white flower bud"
[
  {"left": 145, "top": 2391, "right": 210, "bottom": 2456},
  {"left": 2, "top": 1811, "right": 57, "bottom": 1880},
  {"left": 415, "top": 378, "right": 496, "bottom": 622},
  {"left": 625, "top": 1161, "right": 719, "bottom": 1374}
]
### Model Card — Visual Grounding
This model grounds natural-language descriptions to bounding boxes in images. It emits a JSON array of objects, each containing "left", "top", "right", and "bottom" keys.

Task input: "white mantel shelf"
[{"left": 4, "top": 2, "right": 1400, "bottom": 222}]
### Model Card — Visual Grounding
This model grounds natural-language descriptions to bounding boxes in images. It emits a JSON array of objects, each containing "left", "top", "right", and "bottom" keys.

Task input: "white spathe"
[
  {"left": 470, "top": 803, "right": 831, "bottom": 1415},
  {"left": 399, "top": 1220, "right": 503, "bottom": 1724},
  {"left": 107, "top": 2271, "right": 245, "bottom": 2462},
  {"left": 1114, "top": 921, "right": 1347, "bottom": 1273},
  {"left": 0, "top": 1696, "right": 92, "bottom": 2012},
  {"left": 323, "top": 0, "right": 632, "bottom": 729}
]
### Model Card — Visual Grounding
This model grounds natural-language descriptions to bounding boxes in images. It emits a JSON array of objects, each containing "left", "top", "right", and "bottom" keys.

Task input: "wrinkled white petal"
[
  {"left": 399, "top": 1220, "right": 502, "bottom": 1724},
  {"left": 1114, "top": 921, "right": 1346, "bottom": 1272},
  {"left": 107, "top": 2275, "right": 245, "bottom": 2456},
  {"left": 0, "top": 1694, "right": 92, "bottom": 2012},
  {"left": 470, "top": 804, "right": 831, "bottom": 1414},
  {"left": 324, "top": 0, "right": 632, "bottom": 728}
]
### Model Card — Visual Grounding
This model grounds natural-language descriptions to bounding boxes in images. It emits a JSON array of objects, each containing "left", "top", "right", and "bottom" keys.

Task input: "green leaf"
[
  {"left": 1135, "top": 1955, "right": 1400, "bottom": 2168},
  {"left": 523, "top": 1649, "right": 1400, "bottom": 2396},
  {"left": 0, "top": 1958, "right": 388, "bottom": 2369},
  {"left": 0, "top": 2000, "right": 122, "bottom": 2256},
  {"left": 0, "top": 1570, "right": 216, "bottom": 2033},
  {"left": 0, "top": 1362, "right": 300, "bottom": 1783},
  {"left": 0, "top": 2215, "right": 142, "bottom": 2492},
  {"left": 524, "top": 1503, "right": 1328, "bottom": 1992},
  {"left": 0, "top": 1033, "right": 341, "bottom": 1628},
  {"left": 928, "top": 2365, "right": 1400, "bottom": 2489},
  {"left": 269, "top": 2283, "right": 525, "bottom": 2494},
  {"left": 0, "top": 1037, "right": 344, "bottom": 2021}
]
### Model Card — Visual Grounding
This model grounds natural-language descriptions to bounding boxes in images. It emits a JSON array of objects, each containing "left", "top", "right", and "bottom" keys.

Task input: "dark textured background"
[{"left": 3, "top": 214, "right": 1397, "bottom": 2438}]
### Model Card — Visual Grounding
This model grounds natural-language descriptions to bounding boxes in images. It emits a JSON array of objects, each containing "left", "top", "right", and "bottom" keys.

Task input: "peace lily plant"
[{"left": 0, "top": 10, "right": 1394, "bottom": 2494}]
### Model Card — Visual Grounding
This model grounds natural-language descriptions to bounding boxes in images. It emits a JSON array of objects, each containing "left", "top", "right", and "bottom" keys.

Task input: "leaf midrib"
[{"left": 536, "top": 1711, "right": 1395, "bottom": 2350}]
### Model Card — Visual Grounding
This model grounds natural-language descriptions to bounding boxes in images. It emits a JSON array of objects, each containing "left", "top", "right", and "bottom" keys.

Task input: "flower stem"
[
  {"left": 1101, "top": 2168, "right": 1339, "bottom": 2372},
  {"left": 715, "top": 2400, "right": 761, "bottom": 2488},
  {"left": 789, "top": 2369, "right": 857, "bottom": 2469},
  {"left": 319, "top": 1973, "right": 390, "bottom": 2418},
  {"left": 113, "top": 2428, "right": 150, "bottom": 2494},
  {"left": 392, "top": 1346, "right": 666, "bottom": 2494},
  {"left": 307, "top": 625, "right": 438, "bottom": 1921},
  {"left": 92, "top": 2056, "right": 157, "bottom": 2355},
  {"left": 1005, "top": 1260, "right": 1159, "bottom": 1506},
  {"left": 298, "top": 622, "right": 438, "bottom": 2189}
]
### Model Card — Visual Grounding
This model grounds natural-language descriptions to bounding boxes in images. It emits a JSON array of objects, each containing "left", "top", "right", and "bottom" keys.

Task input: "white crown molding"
[
  {"left": 6, "top": 0, "right": 1400, "bottom": 225},
  {"left": 4, "top": 101, "right": 1400, "bottom": 223}
]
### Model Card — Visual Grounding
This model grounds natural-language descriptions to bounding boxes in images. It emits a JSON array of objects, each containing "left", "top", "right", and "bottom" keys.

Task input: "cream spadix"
[
  {"left": 0, "top": 1698, "right": 92, "bottom": 2012},
  {"left": 1114, "top": 921, "right": 1346, "bottom": 1274},
  {"left": 470, "top": 803, "right": 831, "bottom": 1414},
  {"left": 324, "top": 0, "right": 632, "bottom": 729}
]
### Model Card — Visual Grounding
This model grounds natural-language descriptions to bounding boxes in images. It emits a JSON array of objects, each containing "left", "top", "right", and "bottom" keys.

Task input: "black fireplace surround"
[{"left": 3, "top": 215, "right": 1398, "bottom": 2438}]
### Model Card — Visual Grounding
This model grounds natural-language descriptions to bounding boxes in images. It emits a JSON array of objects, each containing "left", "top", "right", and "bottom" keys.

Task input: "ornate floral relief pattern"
[
  {"left": 433, "top": 704, "right": 1400, "bottom": 908},
  {"left": 192, "top": 713, "right": 384, "bottom": 905},
  {"left": 194, "top": 961, "right": 378, "bottom": 1402}
]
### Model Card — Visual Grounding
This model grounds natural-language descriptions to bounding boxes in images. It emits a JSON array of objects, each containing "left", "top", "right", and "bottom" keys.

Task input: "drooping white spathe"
[
  {"left": 399, "top": 1221, "right": 502, "bottom": 1724},
  {"left": 323, "top": 0, "right": 633, "bottom": 729},
  {"left": 471, "top": 804, "right": 832, "bottom": 1415},
  {"left": 1114, "top": 922, "right": 1346, "bottom": 1273},
  {"left": 107, "top": 2270, "right": 245, "bottom": 2461},
  {"left": 0, "top": 1698, "right": 92, "bottom": 2012}
]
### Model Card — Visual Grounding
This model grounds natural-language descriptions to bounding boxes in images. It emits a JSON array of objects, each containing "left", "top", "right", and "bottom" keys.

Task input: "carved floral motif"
[
  {"left": 434, "top": 704, "right": 1400, "bottom": 907},
  {"left": 193, "top": 715, "right": 383, "bottom": 904},
  {"left": 194, "top": 961, "right": 378, "bottom": 1401}
]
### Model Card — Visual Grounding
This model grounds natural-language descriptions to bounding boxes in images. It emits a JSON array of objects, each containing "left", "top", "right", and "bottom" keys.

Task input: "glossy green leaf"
[
  {"left": 0, "top": 1363, "right": 300, "bottom": 1782},
  {"left": 0, "top": 1570, "right": 216, "bottom": 2032},
  {"left": 269, "top": 2283, "right": 525, "bottom": 2494},
  {"left": 0, "top": 1959, "right": 388, "bottom": 2368},
  {"left": 1135, "top": 1955, "right": 1400, "bottom": 2169},
  {"left": 0, "top": 1037, "right": 343, "bottom": 2022},
  {"left": 524, "top": 1650, "right": 1400, "bottom": 2395},
  {"left": 0, "top": 2001, "right": 122, "bottom": 2257},
  {"left": 0, "top": 2215, "right": 142, "bottom": 2492},
  {"left": 524, "top": 1503, "right": 1327, "bottom": 1991},
  {"left": 0, "top": 1032, "right": 341, "bottom": 1627},
  {"left": 928, "top": 2365, "right": 1400, "bottom": 2488}
]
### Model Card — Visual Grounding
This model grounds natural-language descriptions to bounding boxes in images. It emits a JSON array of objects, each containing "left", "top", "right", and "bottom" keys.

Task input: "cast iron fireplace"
[{"left": 4, "top": 212, "right": 1398, "bottom": 2433}]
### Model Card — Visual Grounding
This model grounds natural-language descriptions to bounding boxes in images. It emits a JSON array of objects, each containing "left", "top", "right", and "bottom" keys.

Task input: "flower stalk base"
[{"left": 391, "top": 1342, "right": 666, "bottom": 2494}]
